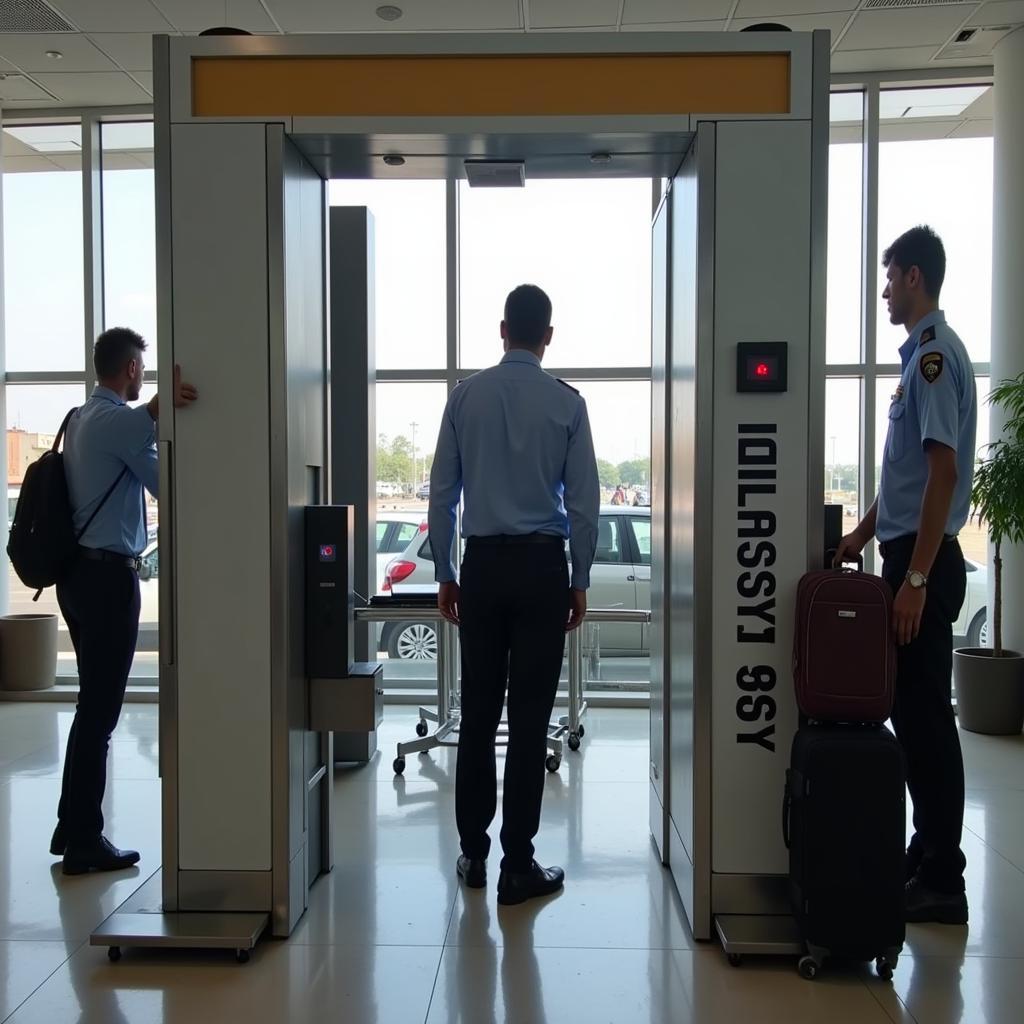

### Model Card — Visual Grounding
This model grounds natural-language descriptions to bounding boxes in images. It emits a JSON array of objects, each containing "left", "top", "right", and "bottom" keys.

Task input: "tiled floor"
[{"left": 0, "top": 703, "right": 1022, "bottom": 1023}]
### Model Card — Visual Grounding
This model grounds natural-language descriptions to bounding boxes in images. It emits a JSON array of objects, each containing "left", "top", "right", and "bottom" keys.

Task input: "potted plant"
[{"left": 954, "top": 372, "right": 1024, "bottom": 735}]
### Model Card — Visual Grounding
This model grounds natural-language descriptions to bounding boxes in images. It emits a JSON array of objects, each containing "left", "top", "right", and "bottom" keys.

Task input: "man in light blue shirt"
[
  {"left": 52, "top": 328, "right": 198, "bottom": 875},
  {"left": 836, "top": 226, "right": 976, "bottom": 925},
  {"left": 429, "top": 284, "right": 599, "bottom": 905}
]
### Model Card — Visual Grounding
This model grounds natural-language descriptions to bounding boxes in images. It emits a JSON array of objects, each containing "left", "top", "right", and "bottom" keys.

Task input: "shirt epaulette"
[
  {"left": 920, "top": 326, "right": 936, "bottom": 345},
  {"left": 555, "top": 378, "right": 580, "bottom": 395}
]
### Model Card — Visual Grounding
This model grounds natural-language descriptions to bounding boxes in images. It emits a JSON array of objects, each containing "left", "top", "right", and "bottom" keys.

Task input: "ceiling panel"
[
  {"left": 735, "top": 0, "right": 855, "bottom": 17},
  {"left": 731, "top": 12, "right": 852, "bottom": 37},
  {"left": 621, "top": 19, "right": 726, "bottom": 30},
  {"left": 150, "top": 0, "right": 280, "bottom": 33},
  {"left": 947, "top": 118, "right": 993, "bottom": 137},
  {"left": 265, "top": 0, "right": 522, "bottom": 33},
  {"left": 0, "top": 32, "right": 116, "bottom": 72},
  {"left": 623, "top": 0, "right": 732, "bottom": 24},
  {"left": 47, "top": 0, "right": 175, "bottom": 33},
  {"left": 131, "top": 70, "right": 153, "bottom": 94},
  {"left": 831, "top": 44, "right": 952, "bottom": 71},
  {"left": 936, "top": 24, "right": 1014, "bottom": 57},
  {"left": 839, "top": 7, "right": 981, "bottom": 50},
  {"left": 0, "top": 71, "right": 54, "bottom": 101},
  {"left": 963, "top": 85, "right": 994, "bottom": 115},
  {"left": 32, "top": 70, "right": 153, "bottom": 104},
  {"left": 88, "top": 33, "right": 161, "bottom": 71},
  {"left": 1, "top": 154, "right": 65, "bottom": 171},
  {"left": 969, "top": 1, "right": 1024, "bottom": 25},
  {"left": 529, "top": 0, "right": 621, "bottom": 28}
]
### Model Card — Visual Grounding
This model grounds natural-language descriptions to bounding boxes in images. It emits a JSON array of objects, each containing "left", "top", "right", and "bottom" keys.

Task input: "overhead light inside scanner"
[{"left": 464, "top": 160, "right": 525, "bottom": 188}]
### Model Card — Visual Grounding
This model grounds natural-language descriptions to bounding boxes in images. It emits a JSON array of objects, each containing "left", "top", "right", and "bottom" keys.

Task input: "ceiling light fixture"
[
  {"left": 376, "top": 5, "right": 404, "bottom": 22},
  {"left": 383, "top": 154, "right": 406, "bottom": 166},
  {"left": 590, "top": 152, "right": 612, "bottom": 165},
  {"left": 45, "top": 50, "right": 63, "bottom": 60}
]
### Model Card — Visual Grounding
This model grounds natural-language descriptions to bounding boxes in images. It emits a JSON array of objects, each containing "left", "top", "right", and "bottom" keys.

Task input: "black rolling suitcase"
[{"left": 784, "top": 724, "right": 906, "bottom": 980}]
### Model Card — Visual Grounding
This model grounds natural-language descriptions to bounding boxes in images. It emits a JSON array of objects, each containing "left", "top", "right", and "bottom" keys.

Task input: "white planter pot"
[
  {"left": 953, "top": 647, "right": 1024, "bottom": 736},
  {"left": 0, "top": 614, "right": 58, "bottom": 692}
]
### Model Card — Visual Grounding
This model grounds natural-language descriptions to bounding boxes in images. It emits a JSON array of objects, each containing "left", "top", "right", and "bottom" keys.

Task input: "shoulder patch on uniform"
[
  {"left": 555, "top": 378, "right": 580, "bottom": 394},
  {"left": 921, "top": 326, "right": 936, "bottom": 345},
  {"left": 920, "top": 351, "right": 944, "bottom": 384}
]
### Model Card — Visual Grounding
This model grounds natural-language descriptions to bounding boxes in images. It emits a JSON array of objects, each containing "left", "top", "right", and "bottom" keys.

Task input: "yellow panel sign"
[{"left": 192, "top": 53, "right": 791, "bottom": 118}]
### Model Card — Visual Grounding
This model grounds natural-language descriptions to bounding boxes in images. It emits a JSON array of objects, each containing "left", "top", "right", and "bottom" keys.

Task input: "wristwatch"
[{"left": 905, "top": 570, "right": 928, "bottom": 590}]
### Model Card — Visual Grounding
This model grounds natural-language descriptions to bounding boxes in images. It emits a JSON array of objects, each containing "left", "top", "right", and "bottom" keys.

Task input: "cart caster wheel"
[
  {"left": 797, "top": 956, "right": 819, "bottom": 981},
  {"left": 568, "top": 733, "right": 581, "bottom": 752},
  {"left": 107, "top": 947, "right": 121, "bottom": 963},
  {"left": 416, "top": 721, "right": 428, "bottom": 738},
  {"left": 727, "top": 953, "right": 743, "bottom": 968},
  {"left": 236, "top": 949, "right": 251, "bottom": 964},
  {"left": 876, "top": 957, "right": 894, "bottom": 981},
  {"left": 577, "top": 724, "right": 585, "bottom": 738},
  {"left": 545, "top": 755, "right": 561, "bottom": 773},
  {"left": 393, "top": 757, "right": 406, "bottom": 775}
]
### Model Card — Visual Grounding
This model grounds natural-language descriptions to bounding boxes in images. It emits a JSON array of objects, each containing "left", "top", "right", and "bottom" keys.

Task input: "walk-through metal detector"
[{"left": 91, "top": 30, "right": 827, "bottom": 956}]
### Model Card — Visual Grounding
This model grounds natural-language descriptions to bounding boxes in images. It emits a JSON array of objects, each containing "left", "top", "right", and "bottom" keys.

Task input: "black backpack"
[{"left": 7, "top": 408, "right": 126, "bottom": 600}]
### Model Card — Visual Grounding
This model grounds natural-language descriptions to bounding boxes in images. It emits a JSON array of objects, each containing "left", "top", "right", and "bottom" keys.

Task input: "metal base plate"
[
  {"left": 91, "top": 911, "right": 269, "bottom": 952},
  {"left": 714, "top": 914, "right": 805, "bottom": 957}
]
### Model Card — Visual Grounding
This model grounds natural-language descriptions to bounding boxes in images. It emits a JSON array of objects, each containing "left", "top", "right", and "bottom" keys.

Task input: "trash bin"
[{"left": 0, "top": 614, "right": 58, "bottom": 691}]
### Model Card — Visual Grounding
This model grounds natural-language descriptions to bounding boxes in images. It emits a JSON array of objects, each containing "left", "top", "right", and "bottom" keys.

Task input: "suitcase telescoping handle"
[{"left": 825, "top": 548, "right": 864, "bottom": 572}]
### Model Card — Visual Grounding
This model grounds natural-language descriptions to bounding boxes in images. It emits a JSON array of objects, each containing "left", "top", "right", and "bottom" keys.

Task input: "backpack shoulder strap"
[
  {"left": 75, "top": 465, "right": 130, "bottom": 544},
  {"left": 53, "top": 408, "right": 77, "bottom": 453}
]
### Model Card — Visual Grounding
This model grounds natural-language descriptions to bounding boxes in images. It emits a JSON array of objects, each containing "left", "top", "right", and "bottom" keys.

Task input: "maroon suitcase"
[{"left": 793, "top": 568, "right": 896, "bottom": 722}]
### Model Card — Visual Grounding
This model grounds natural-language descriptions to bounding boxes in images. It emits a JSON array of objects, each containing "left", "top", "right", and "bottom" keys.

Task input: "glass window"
[
  {"left": 961, "top": 375, "right": 989, "bottom": 569},
  {"left": 2, "top": 125, "right": 85, "bottom": 371},
  {"left": 827, "top": 92, "right": 863, "bottom": 365},
  {"left": 6, "top": 385, "right": 87, "bottom": 677},
  {"left": 329, "top": 180, "right": 446, "bottom": 370},
  {"left": 631, "top": 517, "right": 652, "bottom": 565},
  {"left": 458, "top": 178, "right": 652, "bottom": 369},
  {"left": 376, "top": 522, "right": 389, "bottom": 549},
  {"left": 102, "top": 121, "right": 156, "bottom": 351},
  {"left": 375, "top": 381, "right": 448, "bottom": 510},
  {"left": 825, "top": 378, "right": 862, "bottom": 531},
  {"left": 394, "top": 522, "right": 420, "bottom": 548},
  {"left": 595, "top": 516, "right": 626, "bottom": 564},
  {"left": 878, "top": 92, "right": 993, "bottom": 364}
]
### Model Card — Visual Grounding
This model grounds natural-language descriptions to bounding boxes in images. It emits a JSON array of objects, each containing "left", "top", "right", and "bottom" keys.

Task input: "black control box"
[
  {"left": 305, "top": 505, "right": 354, "bottom": 679},
  {"left": 736, "top": 342, "right": 788, "bottom": 393}
]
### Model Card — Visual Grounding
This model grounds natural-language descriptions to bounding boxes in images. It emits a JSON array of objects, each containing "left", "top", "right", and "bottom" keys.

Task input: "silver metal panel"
[
  {"left": 714, "top": 915, "right": 803, "bottom": 957},
  {"left": 649, "top": 190, "right": 670, "bottom": 857},
  {"left": 711, "top": 873, "right": 790, "bottom": 916},
  {"left": 270, "top": 130, "right": 328, "bottom": 937},
  {"left": 170, "top": 122, "right": 273, "bottom": 872},
  {"left": 81, "top": 115, "right": 103, "bottom": 357},
  {"left": 178, "top": 871, "right": 273, "bottom": 912},
  {"left": 166, "top": 32, "right": 815, "bottom": 126},
  {"left": 91, "top": 912, "right": 268, "bottom": 951},
  {"left": 154, "top": 32, "right": 178, "bottom": 913},
  {"left": 709, "top": 120, "right": 811, "bottom": 878},
  {"left": 328, "top": 206, "right": 376, "bottom": 654}
]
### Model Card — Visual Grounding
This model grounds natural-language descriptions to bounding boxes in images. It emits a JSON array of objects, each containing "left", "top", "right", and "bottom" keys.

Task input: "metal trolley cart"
[{"left": 357, "top": 604, "right": 650, "bottom": 776}]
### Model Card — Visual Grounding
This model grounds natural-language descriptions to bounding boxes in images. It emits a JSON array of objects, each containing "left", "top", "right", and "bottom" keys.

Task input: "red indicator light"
[{"left": 755, "top": 362, "right": 770, "bottom": 378}]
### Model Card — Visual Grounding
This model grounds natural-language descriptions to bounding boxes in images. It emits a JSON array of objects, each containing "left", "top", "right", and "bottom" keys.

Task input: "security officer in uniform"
[
  {"left": 837, "top": 226, "right": 976, "bottom": 925},
  {"left": 51, "top": 328, "right": 198, "bottom": 874},
  {"left": 429, "top": 284, "right": 600, "bottom": 906}
]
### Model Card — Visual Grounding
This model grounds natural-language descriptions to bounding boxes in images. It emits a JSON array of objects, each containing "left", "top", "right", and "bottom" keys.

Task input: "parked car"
[
  {"left": 376, "top": 481, "right": 401, "bottom": 498},
  {"left": 416, "top": 481, "right": 430, "bottom": 501},
  {"left": 375, "top": 512, "right": 428, "bottom": 593},
  {"left": 956, "top": 557, "right": 988, "bottom": 647},
  {"left": 380, "top": 506, "right": 652, "bottom": 660}
]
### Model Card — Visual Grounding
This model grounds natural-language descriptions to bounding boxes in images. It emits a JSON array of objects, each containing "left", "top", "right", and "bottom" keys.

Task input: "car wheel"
[
  {"left": 388, "top": 622, "right": 438, "bottom": 661},
  {"left": 967, "top": 610, "right": 987, "bottom": 648}
]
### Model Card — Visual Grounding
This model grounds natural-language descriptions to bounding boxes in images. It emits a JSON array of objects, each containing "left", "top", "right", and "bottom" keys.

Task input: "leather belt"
[
  {"left": 467, "top": 533, "right": 564, "bottom": 547},
  {"left": 79, "top": 547, "right": 142, "bottom": 571}
]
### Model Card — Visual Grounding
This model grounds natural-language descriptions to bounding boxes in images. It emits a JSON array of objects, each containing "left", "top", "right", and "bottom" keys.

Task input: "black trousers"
[
  {"left": 881, "top": 534, "right": 968, "bottom": 893},
  {"left": 456, "top": 537, "right": 570, "bottom": 872},
  {"left": 55, "top": 558, "right": 141, "bottom": 843}
]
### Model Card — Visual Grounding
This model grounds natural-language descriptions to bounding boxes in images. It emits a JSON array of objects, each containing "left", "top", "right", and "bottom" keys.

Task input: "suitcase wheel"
[
  {"left": 797, "top": 955, "right": 820, "bottom": 981},
  {"left": 727, "top": 954, "right": 743, "bottom": 968},
  {"left": 875, "top": 955, "right": 897, "bottom": 981}
]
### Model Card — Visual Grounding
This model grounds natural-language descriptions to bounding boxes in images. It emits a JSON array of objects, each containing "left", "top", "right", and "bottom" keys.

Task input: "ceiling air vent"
[
  {"left": 864, "top": 0, "right": 974, "bottom": 8},
  {"left": 0, "top": 0, "right": 75, "bottom": 32},
  {"left": 464, "top": 160, "right": 525, "bottom": 188}
]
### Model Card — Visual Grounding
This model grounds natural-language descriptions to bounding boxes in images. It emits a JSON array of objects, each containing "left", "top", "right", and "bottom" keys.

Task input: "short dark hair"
[
  {"left": 94, "top": 327, "right": 146, "bottom": 379},
  {"left": 882, "top": 225, "right": 946, "bottom": 298},
  {"left": 504, "top": 284, "right": 552, "bottom": 347}
]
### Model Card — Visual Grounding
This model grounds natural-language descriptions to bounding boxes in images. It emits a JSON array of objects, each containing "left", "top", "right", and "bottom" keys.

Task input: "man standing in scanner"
[{"left": 429, "top": 284, "right": 600, "bottom": 905}]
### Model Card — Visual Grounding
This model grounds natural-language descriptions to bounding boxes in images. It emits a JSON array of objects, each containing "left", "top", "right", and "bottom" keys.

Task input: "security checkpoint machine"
[{"left": 91, "top": 29, "right": 827, "bottom": 958}]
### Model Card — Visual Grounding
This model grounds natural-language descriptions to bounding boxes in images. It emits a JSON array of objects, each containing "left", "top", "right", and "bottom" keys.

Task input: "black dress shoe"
[
  {"left": 497, "top": 861, "right": 564, "bottom": 906},
  {"left": 63, "top": 837, "right": 140, "bottom": 876},
  {"left": 905, "top": 877, "right": 969, "bottom": 925},
  {"left": 49, "top": 823, "right": 67, "bottom": 857},
  {"left": 457, "top": 856, "right": 487, "bottom": 889}
]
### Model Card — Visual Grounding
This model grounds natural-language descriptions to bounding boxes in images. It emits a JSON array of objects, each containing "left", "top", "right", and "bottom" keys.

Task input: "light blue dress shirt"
[
  {"left": 63, "top": 386, "right": 159, "bottom": 557},
  {"left": 428, "top": 349, "right": 601, "bottom": 590},
  {"left": 877, "top": 310, "right": 977, "bottom": 543}
]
